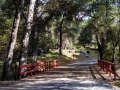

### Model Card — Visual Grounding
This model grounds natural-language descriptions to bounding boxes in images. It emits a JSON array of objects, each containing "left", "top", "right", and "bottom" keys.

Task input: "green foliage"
[
  {"left": 0, "top": 0, "right": 15, "bottom": 62},
  {"left": 78, "top": 27, "right": 92, "bottom": 45},
  {"left": 78, "top": 20, "right": 92, "bottom": 46},
  {"left": 37, "top": 51, "right": 58, "bottom": 61},
  {"left": 38, "top": 36, "right": 56, "bottom": 49},
  {"left": 112, "top": 81, "right": 120, "bottom": 87},
  {"left": 104, "top": 48, "right": 113, "bottom": 61},
  {"left": 1, "top": 0, "right": 15, "bottom": 18},
  {"left": 0, "top": 16, "right": 13, "bottom": 61},
  {"left": 83, "top": 0, "right": 120, "bottom": 61}
]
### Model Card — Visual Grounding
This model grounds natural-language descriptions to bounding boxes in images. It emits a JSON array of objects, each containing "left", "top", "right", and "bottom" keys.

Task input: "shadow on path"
[
  {"left": 0, "top": 59, "right": 118, "bottom": 90},
  {"left": 89, "top": 65, "right": 97, "bottom": 79},
  {"left": 93, "top": 65, "right": 106, "bottom": 80}
]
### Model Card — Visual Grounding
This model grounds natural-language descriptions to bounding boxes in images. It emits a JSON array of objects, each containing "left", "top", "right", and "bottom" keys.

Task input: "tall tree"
[
  {"left": 85, "top": 0, "right": 117, "bottom": 60},
  {"left": 59, "top": 15, "right": 64, "bottom": 55},
  {"left": 1, "top": 0, "right": 24, "bottom": 80},
  {"left": 30, "top": 0, "right": 40, "bottom": 63},
  {"left": 90, "top": 0, "right": 119, "bottom": 61},
  {"left": 19, "top": 0, "right": 36, "bottom": 65},
  {"left": 30, "top": 0, "right": 55, "bottom": 62}
]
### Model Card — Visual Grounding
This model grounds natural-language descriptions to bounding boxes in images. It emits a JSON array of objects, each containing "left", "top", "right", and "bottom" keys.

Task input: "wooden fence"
[
  {"left": 19, "top": 60, "right": 60, "bottom": 79},
  {"left": 98, "top": 59, "right": 117, "bottom": 79}
]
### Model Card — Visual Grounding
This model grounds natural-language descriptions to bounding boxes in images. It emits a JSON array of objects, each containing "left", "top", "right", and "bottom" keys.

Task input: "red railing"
[
  {"left": 98, "top": 59, "right": 117, "bottom": 79},
  {"left": 19, "top": 60, "right": 60, "bottom": 79}
]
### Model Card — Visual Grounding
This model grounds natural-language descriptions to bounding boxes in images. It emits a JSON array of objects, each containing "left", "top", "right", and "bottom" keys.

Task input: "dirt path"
[{"left": 0, "top": 58, "right": 120, "bottom": 90}]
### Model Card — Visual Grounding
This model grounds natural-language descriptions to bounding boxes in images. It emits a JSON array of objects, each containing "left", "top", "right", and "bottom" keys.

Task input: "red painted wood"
[
  {"left": 19, "top": 60, "right": 60, "bottom": 79},
  {"left": 98, "top": 59, "right": 116, "bottom": 79}
]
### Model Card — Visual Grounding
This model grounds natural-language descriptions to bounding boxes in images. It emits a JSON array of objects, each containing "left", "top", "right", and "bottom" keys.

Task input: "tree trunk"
[
  {"left": 31, "top": 0, "right": 40, "bottom": 63},
  {"left": 31, "top": 13, "right": 54, "bottom": 62},
  {"left": 83, "top": 41, "right": 86, "bottom": 48},
  {"left": 98, "top": 46, "right": 105, "bottom": 60},
  {"left": 19, "top": 0, "right": 36, "bottom": 65},
  {"left": 111, "top": 46, "right": 116, "bottom": 63},
  {"left": 96, "top": 34, "right": 106, "bottom": 60},
  {"left": 31, "top": 26, "right": 39, "bottom": 63},
  {"left": 1, "top": 0, "right": 24, "bottom": 81},
  {"left": 59, "top": 19, "right": 64, "bottom": 55}
]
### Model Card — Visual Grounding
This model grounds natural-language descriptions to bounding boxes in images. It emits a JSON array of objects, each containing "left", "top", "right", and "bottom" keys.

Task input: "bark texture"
[
  {"left": 1, "top": 0, "right": 24, "bottom": 80},
  {"left": 20, "top": 0, "right": 36, "bottom": 65}
]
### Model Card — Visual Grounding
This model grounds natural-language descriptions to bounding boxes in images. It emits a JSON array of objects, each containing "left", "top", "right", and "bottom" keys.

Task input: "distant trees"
[
  {"left": 78, "top": 21, "right": 92, "bottom": 48},
  {"left": 82, "top": 0, "right": 120, "bottom": 62}
]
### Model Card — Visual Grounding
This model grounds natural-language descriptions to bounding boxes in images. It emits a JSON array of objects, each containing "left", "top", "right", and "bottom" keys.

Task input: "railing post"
[
  {"left": 98, "top": 59, "right": 99, "bottom": 66},
  {"left": 97, "top": 59, "right": 117, "bottom": 80}
]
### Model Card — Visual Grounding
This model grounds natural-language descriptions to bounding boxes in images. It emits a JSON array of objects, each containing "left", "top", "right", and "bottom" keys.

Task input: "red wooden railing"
[
  {"left": 98, "top": 59, "right": 117, "bottom": 79},
  {"left": 19, "top": 60, "right": 60, "bottom": 79}
]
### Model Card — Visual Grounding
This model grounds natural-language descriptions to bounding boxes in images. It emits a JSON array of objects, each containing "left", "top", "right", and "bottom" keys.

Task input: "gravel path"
[{"left": 0, "top": 59, "right": 120, "bottom": 90}]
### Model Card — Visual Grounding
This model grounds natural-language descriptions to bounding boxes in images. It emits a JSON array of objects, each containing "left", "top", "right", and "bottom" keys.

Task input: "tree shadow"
[
  {"left": 1, "top": 78, "right": 114, "bottom": 90},
  {"left": 92, "top": 65, "right": 106, "bottom": 80},
  {"left": 89, "top": 65, "right": 97, "bottom": 79}
]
